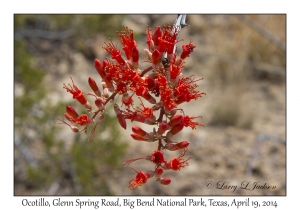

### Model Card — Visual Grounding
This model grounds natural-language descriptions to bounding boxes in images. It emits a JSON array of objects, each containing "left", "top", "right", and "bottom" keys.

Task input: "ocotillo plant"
[{"left": 58, "top": 15, "right": 206, "bottom": 190}]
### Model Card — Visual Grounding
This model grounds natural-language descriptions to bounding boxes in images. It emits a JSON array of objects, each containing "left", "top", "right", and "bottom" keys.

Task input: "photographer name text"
[{"left": 206, "top": 181, "right": 277, "bottom": 192}]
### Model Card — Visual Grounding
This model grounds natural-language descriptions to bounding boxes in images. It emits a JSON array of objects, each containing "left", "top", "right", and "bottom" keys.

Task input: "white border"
[{"left": 3, "top": 0, "right": 298, "bottom": 209}]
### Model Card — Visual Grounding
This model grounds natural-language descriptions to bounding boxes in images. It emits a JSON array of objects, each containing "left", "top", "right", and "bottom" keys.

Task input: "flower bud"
[
  {"left": 121, "top": 93, "right": 133, "bottom": 107},
  {"left": 88, "top": 77, "right": 101, "bottom": 97},
  {"left": 95, "top": 97, "right": 105, "bottom": 111},
  {"left": 180, "top": 40, "right": 196, "bottom": 60},
  {"left": 57, "top": 118, "right": 79, "bottom": 133},
  {"left": 132, "top": 126, "right": 147, "bottom": 137},
  {"left": 157, "top": 177, "right": 171, "bottom": 185},
  {"left": 131, "top": 45, "right": 139, "bottom": 69},
  {"left": 149, "top": 40, "right": 155, "bottom": 51},
  {"left": 144, "top": 49, "right": 152, "bottom": 60},
  {"left": 167, "top": 122, "right": 184, "bottom": 138},
  {"left": 151, "top": 49, "right": 161, "bottom": 65},
  {"left": 94, "top": 59, "right": 106, "bottom": 79},
  {"left": 157, "top": 121, "right": 168, "bottom": 135},
  {"left": 64, "top": 113, "right": 74, "bottom": 122},
  {"left": 152, "top": 26, "right": 162, "bottom": 47},
  {"left": 66, "top": 106, "right": 79, "bottom": 119},
  {"left": 165, "top": 143, "right": 177, "bottom": 151},
  {"left": 114, "top": 104, "right": 126, "bottom": 130},
  {"left": 168, "top": 115, "right": 183, "bottom": 127},
  {"left": 130, "top": 133, "right": 148, "bottom": 141},
  {"left": 177, "top": 141, "right": 190, "bottom": 149},
  {"left": 154, "top": 166, "right": 164, "bottom": 178},
  {"left": 165, "top": 141, "right": 190, "bottom": 151},
  {"left": 102, "top": 60, "right": 108, "bottom": 70},
  {"left": 70, "top": 126, "right": 79, "bottom": 133}
]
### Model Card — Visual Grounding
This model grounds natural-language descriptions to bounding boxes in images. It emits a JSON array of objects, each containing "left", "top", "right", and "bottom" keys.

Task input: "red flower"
[
  {"left": 128, "top": 168, "right": 152, "bottom": 190},
  {"left": 63, "top": 77, "right": 91, "bottom": 110},
  {"left": 135, "top": 85, "right": 156, "bottom": 104},
  {"left": 136, "top": 97, "right": 154, "bottom": 119},
  {"left": 156, "top": 75, "right": 177, "bottom": 111},
  {"left": 118, "top": 27, "right": 136, "bottom": 60},
  {"left": 174, "top": 75, "right": 206, "bottom": 104},
  {"left": 170, "top": 59, "right": 183, "bottom": 80},
  {"left": 116, "top": 82, "right": 128, "bottom": 95},
  {"left": 180, "top": 39, "right": 196, "bottom": 60},
  {"left": 150, "top": 150, "right": 167, "bottom": 165},
  {"left": 165, "top": 149, "right": 192, "bottom": 171},
  {"left": 158, "top": 25, "right": 181, "bottom": 54},
  {"left": 74, "top": 114, "right": 92, "bottom": 126},
  {"left": 121, "top": 92, "right": 134, "bottom": 108},
  {"left": 182, "top": 115, "right": 204, "bottom": 129},
  {"left": 103, "top": 39, "right": 126, "bottom": 65}
]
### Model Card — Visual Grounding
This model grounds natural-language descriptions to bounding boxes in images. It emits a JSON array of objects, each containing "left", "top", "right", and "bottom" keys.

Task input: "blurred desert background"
[{"left": 14, "top": 14, "right": 286, "bottom": 196}]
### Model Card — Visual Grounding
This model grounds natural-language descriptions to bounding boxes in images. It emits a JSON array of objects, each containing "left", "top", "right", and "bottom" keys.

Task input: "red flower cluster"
[{"left": 58, "top": 21, "right": 205, "bottom": 189}]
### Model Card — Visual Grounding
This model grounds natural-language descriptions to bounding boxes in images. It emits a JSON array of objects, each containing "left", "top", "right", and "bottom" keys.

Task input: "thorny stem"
[
  {"left": 172, "top": 14, "right": 188, "bottom": 55},
  {"left": 156, "top": 15, "right": 187, "bottom": 151}
]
